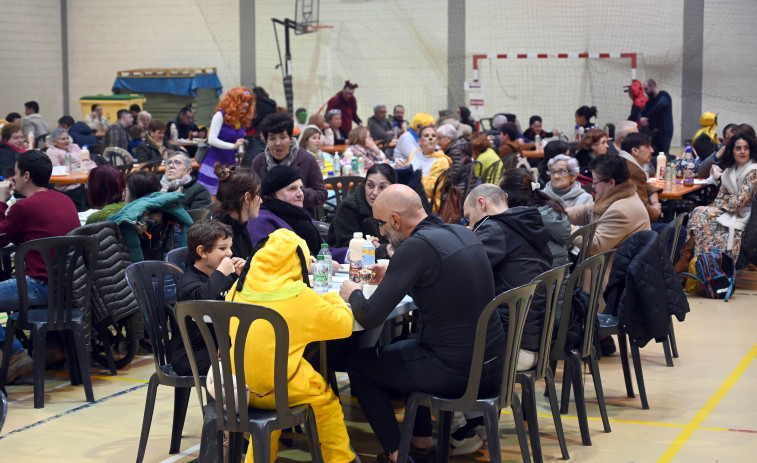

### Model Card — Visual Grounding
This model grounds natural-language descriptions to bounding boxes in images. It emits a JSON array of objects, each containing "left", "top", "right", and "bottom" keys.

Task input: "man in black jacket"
[{"left": 340, "top": 184, "right": 505, "bottom": 463}]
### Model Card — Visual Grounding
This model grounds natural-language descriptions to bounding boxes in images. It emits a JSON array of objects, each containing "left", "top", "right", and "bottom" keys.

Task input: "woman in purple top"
[{"left": 197, "top": 86, "right": 254, "bottom": 196}]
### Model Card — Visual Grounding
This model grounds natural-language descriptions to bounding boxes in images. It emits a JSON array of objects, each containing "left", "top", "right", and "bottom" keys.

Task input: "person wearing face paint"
[
  {"left": 405, "top": 126, "right": 451, "bottom": 207},
  {"left": 686, "top": 133, "right": 757, "bottom": 262},
  {"left": 198, "top": 87, "right": 254, "bottom": 197},
  {"left": 327, "top": 163, "right": 396, "bottom": 259}
]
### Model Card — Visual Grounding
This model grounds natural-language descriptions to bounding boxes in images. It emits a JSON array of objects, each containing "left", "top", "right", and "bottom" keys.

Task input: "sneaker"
[
  {"left": 7, "top": 351, "right": 34, "bottom": 384},
  {"left": 600, "top": 336, "right": 617, "bottom": 356},
  {"left": 450, "top": 430, "right": 483, "bottom": 456}
]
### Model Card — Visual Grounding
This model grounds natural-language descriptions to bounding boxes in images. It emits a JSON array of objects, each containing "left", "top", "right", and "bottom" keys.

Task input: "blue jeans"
[{"left": 0, "top": 276, "right": 48, "bottom": 355}]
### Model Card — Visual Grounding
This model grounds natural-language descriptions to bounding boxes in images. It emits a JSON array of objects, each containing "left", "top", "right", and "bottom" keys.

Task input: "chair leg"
[
  {"left": 569, "top": 353, "right": 591, "bottom": 446},
  {"left": 560, "top": 358, "right": 572, "bottom": 415},
  {"left": 396, "top": 395, "right": 421, "bottom": 463},
  {"left": 661, "top": 337, "right": 675, "bottom": 367},
  {"left": 95, "top": 324, "right": 118, "bottom": 375},
  {"left": 0, "top": 319, "right": 18, "bottom": 393},
  {"left": 437, "top": 410, "right": 453, "bottom": 463},
  {"left": 544, "top": 358, "right": 557, "bottom": 398},
  {"left": 630, "top": 345, "right": 650, "bottom": 410},
  {"left": 32, "top": 326, "right": 48, "bottom": 409},
  {"left": 198, "top": 413, "right": 223, "bottom": 463},
  {"left": 303, "top": 405, "right": 325, "bottom": 463},
  {"left": 226, "top": 432, "right": 245, "bottom": 463},
  {"left": 250, "top": 428, "right": 271, "bottom": 463},
  {"left": 511, "top": 394, "right": 532, "bottom": 463},
  {"left": 545, "top": 368, "right": 570, "bottom": 460},
  {"left": 669, "top": 318, "right": 679, "bottom": 358},
  {"left": 482, "top": 404, "right": 502, "bottom": 463},
  {"left": 617, "top": 333, "right": 635, "bottom": 398},
  {"left": 136, "top": 373, "right": 160, "bottom": 463},
  {"left": 519, "top": 376, "right": 543, "bottom": 463},
  {"left": 71, "top": 325, "right": 95, "bottom": 403},
  {"left": 62, "top": 331, "right": 81, "bottom": 385},
  {"left": 587, "top": 349, "right": 612, "bottom": 432},
  {"left": 169, "top": 386, "right": 191, "bottom": 454}
]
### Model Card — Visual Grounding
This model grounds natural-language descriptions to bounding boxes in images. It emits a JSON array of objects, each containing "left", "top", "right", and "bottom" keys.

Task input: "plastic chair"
[
  {"left": 0, "top": 237, "right": 98, "bottom": 409},
  {"left": 430, "top": 169, "right": 450, "bottom": 213},
  {"left": 0, "top": 389, "right": 6, "bottom": 432},
  {"left": 656, "top": 212, "right": 688, "bottom": 361},
  {"left": 175, "top": 300, "right": 325, "bottom": 463},
  {"left": 569, "top": 221, "right": 601, "bottom": 269},
  {"left": 482, "top": 159, "right": 504, "bottom": 184},
  {"left": 397, "top": 282, "right": 540, "bottom": 463},
  {"left": 550, "top": 250, "right": 614, "bottom": 446},
  {"left": 125, "top": 261, "right": 195, "bottom": 463},
  {"left": 597, "top": 311, "right": 650, "bottom": 410},
  {"left": 187, "top": 208, "right": 211, "bottom": 223},
  {"left": 325, "top": 176, "right": 364, "bottom": 207},
  {"left": 103, "top": 146, "right": 135, "bottom": 166},
  {"left": 518, "top": 264, "right": 572, "bottom": 462},
  {"left": 140, "top": 160, "right": 162, "bottom": 173},
  {"left": 165, "top": 246, "right": 189, "bottom": 271},
  {"left": 457, "top": 161, "right": 484, "bottom": 203},
  {"left": 206, "top": 201, "right": 221, "bottom": 216}
]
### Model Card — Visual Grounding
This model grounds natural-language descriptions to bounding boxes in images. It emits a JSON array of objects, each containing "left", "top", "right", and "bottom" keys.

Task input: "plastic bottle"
[
  {"left": 392, "top": 122, "right": 399, "bottom": 139},
  {"left": 534, "top": 133, "right": 541, "bottom": 148},
  {"left": 65, "top": 150, "right": 72, "bottom": 173},
  {"left": 316, "top": 146, "right": 325, "bottom": 170},
  {"left": 656, "top": 152, "right": 667, "bottom": 179},
  {"left": 318, "top": 243, "right": 333, "bottom": 286},
  {"left": 664, "top": 162, "right": 674, "bottom": 191},
  {"left": 326, "top": 152, "right": 334, "bottom": 177},
  {"left": 351, "top": 156, "right": 359, "bottom": 175},
  {"left": 684, "top": 159, "right": 695, "bottom": 187},
  {"left": 333, "top": 153, "right": 342, "bottom": 176},
  {"left": 80, "top": 145, "right": 90, "bottom": 161},
  {"left": 357, "top": 155, "right": 365, "bottom": 176},
  {"left": 361, "top": 238, "right": 375, "bottom": 268},
  {"left": 27, "top": 130, "right": 35, "bottom": 148},
  {"left": 313, "top": 255, "right": 329, "bottom": 294},
  {"left": 170, "top": 124, "right": 179, "bottom": 142},
  {"left": 348, "top": 232, "right": 365, "bottom": 283},
  {"left": 574, "top": 125, "right": 580, "bottom": 142}
]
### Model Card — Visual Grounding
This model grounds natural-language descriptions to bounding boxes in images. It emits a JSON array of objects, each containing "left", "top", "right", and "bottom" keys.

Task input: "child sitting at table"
[
  {"left": 170, "top": 219, "right": 246, "bottom": 376},
  {"left": 227, "top": 228, "right": 355, "bottom": 463}
]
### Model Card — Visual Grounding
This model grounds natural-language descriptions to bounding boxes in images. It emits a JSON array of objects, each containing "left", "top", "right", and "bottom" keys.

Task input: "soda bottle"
[
  {"left": 392, "top": 122, "right": 399, "bottom": 139},
  {"left": 351, "top": 156, "right": 358, "bottom": 175},
  {"left": 348, "top": 232, "right": 365, "bottom": 283},
  {"left": 318, "top": 243, "right": 333, "bottom": 286},
  {"left": 313, "top": 255, "right": 329, "bottom": 294}
]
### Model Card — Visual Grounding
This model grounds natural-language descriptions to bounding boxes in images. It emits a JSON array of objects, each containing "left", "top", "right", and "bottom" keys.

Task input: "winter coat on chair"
[{"left": 603, "top": 230, "right": 690, "bottom": 347}]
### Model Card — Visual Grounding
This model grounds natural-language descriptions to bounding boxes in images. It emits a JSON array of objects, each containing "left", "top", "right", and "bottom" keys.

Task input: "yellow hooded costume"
[
  {"left": 692, "top": 111, "right": 719, "bottom": 147},
  {"left": 227, "top": 228, "right": 355, "bottom": 462}
]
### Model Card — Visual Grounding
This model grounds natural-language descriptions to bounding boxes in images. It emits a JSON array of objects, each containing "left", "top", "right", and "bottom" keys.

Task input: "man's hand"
[
  {"left": 365, "top": 261, "right": 388, "bottom": 283},
  {"left": 217, "top": 257, "right": 236, "bottom": 276},
  {"left": 339, "top": 279, "right": 362, "bottom": 302},
  {"left": 639, "top": 117, "right": 649, "bottom": 127},
  {"left": 0, "top": 181, "right": 12, "bottom": 203},
  {"left": 230, "top": 257, "right": 246, "bottom": 276}
]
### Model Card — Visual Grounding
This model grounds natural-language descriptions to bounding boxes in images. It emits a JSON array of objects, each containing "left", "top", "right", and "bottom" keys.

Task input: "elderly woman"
[
  {"left": 251, "top": 113, "right": 327, "bottom": 216},
  {"left": 326, "top": 109, "right": 348, "bottom": 145},
  {"left": 687, "top": 133, "right": 757, "bottom": 262},
  {"left": 248, "top": 165, "right": 347, "bottom": 262},
  {"left": 46, "top": 127, "right": 95, "bottom": 211},
  {"left": 85, "top": 165, "right": 126, "bottom": 224},
  {"left": 0, "top": 123, "right": 25, "bottom": 178},
  {"left": 574, "top": 128, "right": 609, "bottom": 178},
  {"left": 538, "top": 139, "right": 570, "bottom": 185},
  {"left": 342, "top": 126, "right": 386, "bottom": 170},
  {"left": 402, "top": 126, "right": 450, "bottom": 206},
  {"left": 134, "top": 119, "right": 179, "bottom": 163},
  {"left": 327, "top": 163, "right": 396, "bottom": 259},
  {"left": 393, "top": 112, "right": 435, "bottom": 162},
  {"left": 160, "top": 152, "right": 211, "bottom": 210},
  {"left": 500, "top": 168, "right": 572, "bottom": 268},
  {"left": 436, "top": 123, "right": 473, "bottom": 191},
  {"left": 542, "top": 154, "right": 594, "bottom": 208}
]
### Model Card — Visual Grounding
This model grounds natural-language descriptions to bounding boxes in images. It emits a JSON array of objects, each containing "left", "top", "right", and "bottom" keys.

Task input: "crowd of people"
[{"left": 1, "top": 75, "right": 755, "bottom": 462}]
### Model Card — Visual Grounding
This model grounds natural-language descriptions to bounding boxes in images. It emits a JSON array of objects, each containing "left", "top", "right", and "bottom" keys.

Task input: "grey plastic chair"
[
  {"left": 550, "top": 250, "right": 615, "bottom": 446},
  {"left": 519, "top": 264, "right": 572, "bottom": 462},
  {"left": 568, "top": 221, "right": 601, "bottom": 269},
  {"left": 0, "top": 236, "right": 98, "bottom": 409},
  {"left": 0, "top": 389, "right": 6, "bottom": 432},
  {"left": 165, "top": 246, "right": 189, "bottom": 271},
  {"left": 175, "top": 300, "right": 325, "bottom": 463},
  {"left": 126, "top": 261, "right": 193, "bottom": 463},
  {"left": 656, "top": 212, "right": 688, "bottom": 362},
  {"left": 187, "top": 208, "right": 211, "bottom": 223},
  {"left": 397, "top": 282, "right": 540, "bottom": 463}
]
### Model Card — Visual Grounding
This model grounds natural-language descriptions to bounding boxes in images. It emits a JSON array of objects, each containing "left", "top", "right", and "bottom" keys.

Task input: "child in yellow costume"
[{"left": 227, "top": 228, "right": 355, "bottom": 463}]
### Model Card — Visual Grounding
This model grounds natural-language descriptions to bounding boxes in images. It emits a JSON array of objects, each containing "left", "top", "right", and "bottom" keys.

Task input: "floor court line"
[
  {"left": 158, "top": 443, "right": 201, "bottom": 463},
  {"left": 658, "top": 341, "right": 757, "bottom": 462}
]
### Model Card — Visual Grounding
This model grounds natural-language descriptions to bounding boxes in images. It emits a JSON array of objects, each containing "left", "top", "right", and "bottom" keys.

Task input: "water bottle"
[
  {"left": 350, "top": 156, "right": 358, "bottom": 175},
  {"left": 313, "top": 255, "right": 329, "bottom": 294},
  {"left": 27, "top": 130, "right": 35, "bottom": 148},
  {"left": 326, "top": 151, "right": 334, "bottom": 177},
  {"left": 664, "top": 162, "right": 674, "bottom": 191},
  {"left": 357, "top": 155, "right": 365, "bottom": 176},
  {"left": 574, "top": 125, "right": 580, "bottom": 142},
  {"left": 318, "top": 243, "right": 333, "bottom": 286},
  {"left": 392, "top": 122, "right": 399, "bottom": 139},
  {"left": 170, "top": 124, "right": 179, "bottom": 142},
  {"left": 656, "top": 152, "right": 667, "bottom": 179},
  {"left": 534, "top": 133, "right": 541, "bottom": 148},
  {"left": 361, "top": 238, "right": 375, "bottom": 268},
  {"left": 65, "top": 150, "right": 72, "bottom": 173},
  {"left": 316, "top": 146, "right": 325, "bottom": 170},
  {"left": 333, "top": 153, "right": 342, "bottom": 176}
]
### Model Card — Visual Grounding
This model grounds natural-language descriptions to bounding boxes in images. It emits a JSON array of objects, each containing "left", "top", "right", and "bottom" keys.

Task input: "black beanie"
[{"left": 261, "top": 165, "right": 302, "bottom": 196}]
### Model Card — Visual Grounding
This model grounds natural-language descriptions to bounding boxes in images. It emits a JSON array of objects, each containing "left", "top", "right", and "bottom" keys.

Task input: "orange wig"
[{"left": 216, "top": 86, "right": 255, "bottom": 128}]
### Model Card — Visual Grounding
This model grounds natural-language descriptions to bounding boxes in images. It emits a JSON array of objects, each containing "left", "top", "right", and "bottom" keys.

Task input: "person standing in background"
[
  {"left": 638, "top": 78, "right": 674, "bottom": 155},
  {"left": 198, "top": 87, "right": 254, "bottom": 198},
  {"left": 327, "top": 81, "right": 361, "bottom": 133}
]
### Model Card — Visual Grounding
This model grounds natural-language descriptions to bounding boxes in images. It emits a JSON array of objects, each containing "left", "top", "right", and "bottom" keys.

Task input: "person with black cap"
[{"left": 248, "top": 165, "right": 348, "bottom": 262}]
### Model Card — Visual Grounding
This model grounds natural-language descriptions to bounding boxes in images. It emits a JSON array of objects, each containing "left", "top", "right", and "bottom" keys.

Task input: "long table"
[
  {"left": 49, "top": 160, "right": 201, "bottom": 185},
  {"left": 650, "top": 179, "right": 706, "bottom": 200}
]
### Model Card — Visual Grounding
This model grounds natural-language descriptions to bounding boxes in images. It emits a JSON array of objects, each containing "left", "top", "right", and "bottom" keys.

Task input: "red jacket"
[{"left": 326, "top": 92, "right": 361, "bottom": 133}]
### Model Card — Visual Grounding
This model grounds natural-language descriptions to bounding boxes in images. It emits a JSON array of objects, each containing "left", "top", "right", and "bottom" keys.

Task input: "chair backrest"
[
  {"left": 115, "top": 163, "right": 134, "bottom": 176},
  {"left": 324, "top": 176, "right": 365, "bottom": 208},
  {"left": 0, "top": 389, "right": 7, "bottom": 432},
  {"left": 458, "top": 161, "right": 483, "bottom": 202},
  {"left": 478, "top": 118, "right": 493, "bottom": 131},
  {"left": 448, "top": 282, "right": 538, "bottom": 410},
  {"left": 187, "top": 208, "right": 211, "bottom": 222},
  {"left": 530, "top": 264, "right": 571, "bottom": 381},
  {"left": 140, "top": 160, "right": 162, "bottom": 173},
  {"left": 482, "top": 159, "right": 504, "bottom": 184},
  {"left": 206, "top": 201, "right": 222, "bottom": 216},
  {"left": 125, "top": 261, "right": 183, "bottom": 374},
  {"left": 175, "top": 301, "right": 295, "bottom": 433},
  {"left": 430, "top": 169, "right": 450, "bottom": 213},
  {"left": 569, "top": 221, "right": 601, "bottom": 267},
  {"left": 103, "top": 147, "right": 131, "bottom": 166},
  {"left": 657, "top": 213, "right": 687, "bottom": 263},
  {"left": 14, "top": 236, "right": 99, "bottom": 329},
  {"left": 165, "top": 246, "right": 189, "bottom": 270},
  {"left": 0, "top": 233, "right": 12, "bottom": 281},
  {"left": 551, "top": 250, "right": 614, "bottom": 362}
]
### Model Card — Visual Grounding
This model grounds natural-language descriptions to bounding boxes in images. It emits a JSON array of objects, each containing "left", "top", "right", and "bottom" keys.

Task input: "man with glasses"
[
  {"left": 340, "top": 184, "right": 505, "bottom": 463},
  {"left": 160, "top": 152, "right": 211, "bottom": 210}
]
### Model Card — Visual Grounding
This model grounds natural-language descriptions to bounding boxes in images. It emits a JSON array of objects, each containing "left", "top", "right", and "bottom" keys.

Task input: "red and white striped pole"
[{"left": 471, "top": 52, "right": 637, "bottom": 81}]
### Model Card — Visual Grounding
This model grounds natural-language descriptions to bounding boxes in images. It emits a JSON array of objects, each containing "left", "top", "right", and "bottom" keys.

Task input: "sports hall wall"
[{"left": 1, "top": 0, "right": 756, "bottom": 148}]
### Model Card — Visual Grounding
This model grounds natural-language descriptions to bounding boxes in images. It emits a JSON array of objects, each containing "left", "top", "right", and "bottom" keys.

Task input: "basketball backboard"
[{"left": 295, "top": 0, "right": 320, "bottom": 35}]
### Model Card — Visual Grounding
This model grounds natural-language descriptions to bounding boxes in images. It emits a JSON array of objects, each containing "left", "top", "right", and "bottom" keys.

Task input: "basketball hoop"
[{"left": 303, "top": 24, "right": 333, "bottom": 33}]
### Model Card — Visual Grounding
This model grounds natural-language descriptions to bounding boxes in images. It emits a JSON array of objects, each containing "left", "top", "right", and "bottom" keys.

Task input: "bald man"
[{"left": 340, "top": 184, "right": 505, "bottom": 463}]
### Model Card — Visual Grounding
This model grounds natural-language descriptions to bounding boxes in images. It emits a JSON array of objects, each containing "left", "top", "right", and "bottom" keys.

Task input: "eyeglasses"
[
  {"left": 374, "top": 218, "right": 387, "bottom": 228},
  {"left": 163, "top": 160, "right": 185, "bottom": 167},
  {"left": 550, "top": 169, "right": 569, "bottom": 177},
  {"left": 592, "top": 178, "right": 609, "bottom": 187}
]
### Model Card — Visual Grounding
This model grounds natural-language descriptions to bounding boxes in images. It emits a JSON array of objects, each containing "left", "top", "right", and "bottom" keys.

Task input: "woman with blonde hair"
[
  {"left": 343, "top": 126, "right": 386, "bottom": 170},
  {"left": 198, "top": 87, "right": 255, "bottom": 196}
]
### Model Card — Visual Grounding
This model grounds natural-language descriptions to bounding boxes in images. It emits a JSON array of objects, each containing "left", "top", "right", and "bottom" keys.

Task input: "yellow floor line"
[{"left": 658, "top": 341, "right": 757, "bottom": 462}]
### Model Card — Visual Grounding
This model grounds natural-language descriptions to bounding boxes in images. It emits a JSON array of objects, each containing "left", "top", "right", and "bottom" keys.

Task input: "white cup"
[{"left": 377, "top": 259, "right": 390, "bottom": 266}]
